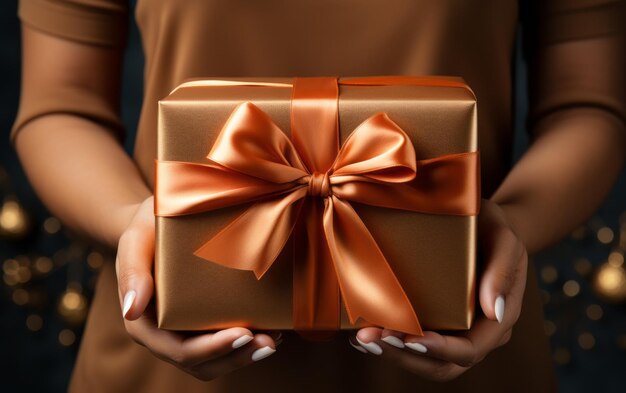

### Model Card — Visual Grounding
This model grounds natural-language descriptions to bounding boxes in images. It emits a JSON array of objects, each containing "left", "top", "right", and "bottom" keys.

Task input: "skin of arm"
[
  {"left": 13, "top": 26, "right": 280, "bottom": 380},
  {"left": 494, "top": 107, "right": 626, "bottom": 254},
  {"left": 14, "top": 27, "right": 149, "bottom": 249}
]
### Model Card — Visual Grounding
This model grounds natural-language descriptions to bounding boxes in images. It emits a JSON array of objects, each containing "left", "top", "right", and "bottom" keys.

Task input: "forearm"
[
  {"left": 491, "top": 107, "right": 626, "bottom": 255},
  {"left": 15, "top": 115, "right": 151, "bottom": 249}
]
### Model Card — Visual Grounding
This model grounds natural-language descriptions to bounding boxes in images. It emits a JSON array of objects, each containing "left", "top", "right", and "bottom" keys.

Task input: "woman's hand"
[
  {"left": 348, "top": 199, "right": 528, "bottom": 382},
  {"left": 115, "top": 196, "right": 281, "bottom": 381}
]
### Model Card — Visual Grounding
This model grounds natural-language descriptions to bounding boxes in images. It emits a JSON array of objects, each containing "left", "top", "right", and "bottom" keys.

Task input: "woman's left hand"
[{"left": 348, "top": 199, "right": 528, "bottom": 382}]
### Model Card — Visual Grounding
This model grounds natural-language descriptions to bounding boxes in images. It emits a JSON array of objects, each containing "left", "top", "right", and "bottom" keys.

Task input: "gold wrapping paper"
[{"left": 155, "top": 77, "right": 477, "bottom": 332}]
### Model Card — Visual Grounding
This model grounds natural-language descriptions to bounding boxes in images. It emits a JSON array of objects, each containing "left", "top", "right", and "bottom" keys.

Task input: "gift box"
[{"left": 155, "top": 76, "right": 479, "bottom": 337}]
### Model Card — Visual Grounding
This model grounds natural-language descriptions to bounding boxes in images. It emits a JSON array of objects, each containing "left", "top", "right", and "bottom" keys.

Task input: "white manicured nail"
[
  {"left": 405, "top": 342, "right": 428, "bottom": 353},
  {"left": 356, "top": 336, "right": 383, "bottom": 355},
  {"left": 122, "top": 290, "right": 136, "bottom": 318},
  {"left": 495, "top": 295, "right": 505, "bottom": 323},
  {"left": 251, "top": 346, "right": 276, "bottom": 361},
  {"left": 348, "top": 338, "right": 367, "bottom": 353},
  {"left": 381, "top": 335, "right": 405, "bottom": 348},
  {"left": 231, "top": 334, "right": 254, "bottom": 349}
]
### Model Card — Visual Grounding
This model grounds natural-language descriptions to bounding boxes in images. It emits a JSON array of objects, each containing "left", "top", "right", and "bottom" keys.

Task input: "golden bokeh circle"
[{"left": 592, "top": 263, "right": 626, "bottom": 303}]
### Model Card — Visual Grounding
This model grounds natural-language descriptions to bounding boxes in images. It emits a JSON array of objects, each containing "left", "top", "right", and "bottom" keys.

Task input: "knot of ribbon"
[
  {"left": 307, "top": 172, "right": 331, "bottom": 197},
  {"left": 155, "top": 76, "right": 480, "bottom": 338}
]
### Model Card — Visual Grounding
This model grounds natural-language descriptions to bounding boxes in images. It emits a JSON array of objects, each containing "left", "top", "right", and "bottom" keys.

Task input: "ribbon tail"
[
  {"left": 292, "top": 198, "right": 341, "bottom": 334},
  {"left": 194, "top": 187, "right": 308, "bottom": 279},
  {"left": 322, "top": 196, "right": 423, "bottom": 336}
]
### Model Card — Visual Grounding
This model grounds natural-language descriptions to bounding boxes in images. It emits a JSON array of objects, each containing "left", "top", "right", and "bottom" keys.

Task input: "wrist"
[
  {"left": 491, "top": 200, "right": 532, "bottom": 254},
  {"left": 104, "top": 199, "right": 146, "bottom": 249}
]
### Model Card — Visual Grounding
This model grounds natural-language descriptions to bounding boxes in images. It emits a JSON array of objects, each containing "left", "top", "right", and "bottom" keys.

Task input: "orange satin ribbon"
[{"left": 155, "top": 76, "right": 480, "bottom": 338}]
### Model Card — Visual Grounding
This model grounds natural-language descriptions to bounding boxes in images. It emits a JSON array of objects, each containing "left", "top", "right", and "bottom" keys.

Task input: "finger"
[
  {"left": 125, "top": 305, "right": 276, "bottom": 367},
  {"left": 178, "top": 327, "right": 259, "bottom": 366},
  {"left": 478, "top": 208, "right": 527, "bottom": 323},
  {"left": 349, "top": 334, "right": 468, "bottom": 382},
  {"left": 116, "top": 198, "right": 155, "bottom": 320},
  {"left": 403, "top": 319, "right": 514, "bottom": 367},
  {"left": 380, "top": 328, "right": 407, "bottom": 349},
  {"left": 402, "top": 327, "right": 480, "bottom": 367},
  {"left": 481, "top": 246, "right": 528, "bottom": 329},
  {"left": 354, "top": 327, "right": 385, "bottom": 355},
  {"left": 354, "top": 328, "right": 411, "bottom": 352},
  {"left": 348, "top": 337, "right": 368, "bottom": 353},
  {"left": 192, "top": 333, "right": 279, "bottom": 380}
]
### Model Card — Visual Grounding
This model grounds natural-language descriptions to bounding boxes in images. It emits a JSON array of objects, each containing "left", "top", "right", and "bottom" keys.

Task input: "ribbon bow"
[{"left": 155, "top": 77, "right": 479, "bottom": 337}]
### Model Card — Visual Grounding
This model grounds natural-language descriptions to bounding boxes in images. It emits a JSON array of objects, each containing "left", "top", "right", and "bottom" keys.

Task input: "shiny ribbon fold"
[{"left": 155, "top": 76, "right": 480, "bottom": 337}]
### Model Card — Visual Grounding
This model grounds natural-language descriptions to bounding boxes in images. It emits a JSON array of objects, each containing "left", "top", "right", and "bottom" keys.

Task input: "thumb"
[
  {"left": 478, "top": 203, "right": 527, "bottom": 325},
  {"left": 115, "top": 198, "right": 155, "bottom": 321}
]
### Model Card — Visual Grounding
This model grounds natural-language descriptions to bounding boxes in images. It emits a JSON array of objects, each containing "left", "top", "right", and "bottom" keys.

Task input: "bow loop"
[
  {"left": 208, "top": 102, "right": 309, "bottom": 183},
  {"left": 330, "top": 113, "right": 417, "bottom": 184}
]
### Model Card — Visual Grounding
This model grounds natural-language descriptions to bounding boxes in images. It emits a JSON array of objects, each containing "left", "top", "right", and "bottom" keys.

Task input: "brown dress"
[{"left": 12, "top": 0, "right": 626, "bottom": 392}]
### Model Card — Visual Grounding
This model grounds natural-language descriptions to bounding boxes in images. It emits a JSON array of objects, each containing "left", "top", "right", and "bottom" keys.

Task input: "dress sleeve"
[
  {"left": 522, "top": 0, "right": 626, "bottom": 133},
  {"left": 10, "top": 0, "right": 129, "bottom": 144},
  {"left": 18, "top": 0, "right": 129, "bottom": 47}
]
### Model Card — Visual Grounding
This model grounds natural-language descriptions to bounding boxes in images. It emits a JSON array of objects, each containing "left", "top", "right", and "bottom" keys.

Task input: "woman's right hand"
[{"left": 115, "top": 196, "right": 280, "bottom": 381}]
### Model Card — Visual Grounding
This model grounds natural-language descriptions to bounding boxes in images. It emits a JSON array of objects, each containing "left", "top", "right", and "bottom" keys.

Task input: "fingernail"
[
  {"left": 231, "top": 334, "right": 254, "bottom": 349},
  {"left": 495, "top": 295, "right": 505, "bottom": 323},
  {"left": 251, "top": 346, "right": 276, "bottom": 362},
  {"left": 381, "top": 335, "right": 405, "bottom": 348},
  {"left": 356, "top": 336, "right": 383, "bottom": 355},
  {"left": 122, "top": 290, "right": 136, "bottom": 318},
  {"left": 348, "top": 338, "right": 367, "bottom": 354},
  {"left": 405, "top": 342, "right": 428, "bottom": 353}
]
